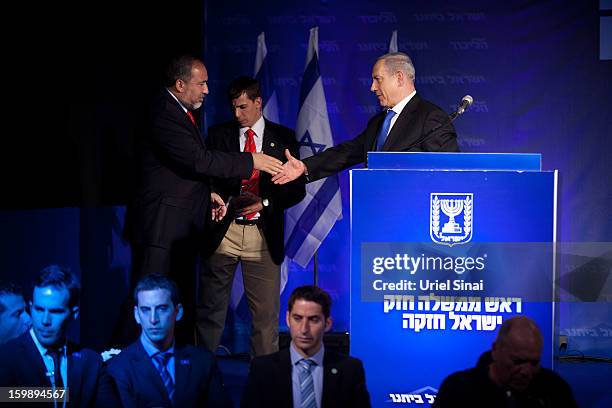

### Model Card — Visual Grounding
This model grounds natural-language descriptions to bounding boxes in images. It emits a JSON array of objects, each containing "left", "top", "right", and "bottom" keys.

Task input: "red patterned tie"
[
  {"left": 241, "top": 128, "right": 260, "bottom": 220},
  {"left": 186, "top": 111, "right": 197, "bottom": 127}
]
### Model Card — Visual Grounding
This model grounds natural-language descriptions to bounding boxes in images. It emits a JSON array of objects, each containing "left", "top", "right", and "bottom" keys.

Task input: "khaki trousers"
[{"left": 197, "top": 221, "right": 280, "bottom": 357}]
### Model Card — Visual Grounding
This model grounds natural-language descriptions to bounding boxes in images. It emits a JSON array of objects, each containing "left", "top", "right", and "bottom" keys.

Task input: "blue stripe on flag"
[
  {"left": 299, "top": 52, "right": 321, "bottom": 108},
  {"left": 255, "top": 60, "right": 274, "bottom": 107},
  {"left": 285, "top": 176, "right": 340, "bottom": 259}
]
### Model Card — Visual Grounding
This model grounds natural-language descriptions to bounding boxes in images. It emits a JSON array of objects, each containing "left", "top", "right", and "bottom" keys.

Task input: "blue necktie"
[
  {"left": 153, "top": 352, "right": 175, "bottom": 401},
  {"left": 298, "top": 359, "right": 317, "bottom": 408},
  {"left": 376, "top": 109, "right": 396, "bottom": 151}
]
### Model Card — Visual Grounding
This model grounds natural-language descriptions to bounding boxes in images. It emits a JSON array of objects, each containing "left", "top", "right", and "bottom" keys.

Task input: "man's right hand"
[
  {"left": 251, "top": 152, "right": 284, "bottom": 175},
  {"left": 272, "top": 149, "right": 306, "bottom": 185}
]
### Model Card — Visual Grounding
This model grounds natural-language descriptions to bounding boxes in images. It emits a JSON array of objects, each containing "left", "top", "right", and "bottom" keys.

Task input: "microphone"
[{"left": 449, "top": 95, "right": 473, "bottom": 120}]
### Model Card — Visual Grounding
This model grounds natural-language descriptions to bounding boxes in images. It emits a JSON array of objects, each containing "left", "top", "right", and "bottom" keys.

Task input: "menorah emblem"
[
  {"left": 441, "top": 199, "right": 464, "bottom": 234},
  {"left": 430, "top": 193, "right": 473, "bottom": 246}
]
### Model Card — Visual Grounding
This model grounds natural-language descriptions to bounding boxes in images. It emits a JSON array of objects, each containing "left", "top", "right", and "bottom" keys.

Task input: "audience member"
[
  {"left": 0, "top": 282, "right": 31, "bottom": 344},
  {"left": 0, "top": 265, "right": 115, "bottom": 407},
  {"left": 433, "top": 315, "right": 578, "bottom": 408},
  {"left": 241, "top": 285, "right": 371, "bottom": 408},
  {"left": 106, "top": 274, "right": 232, "bottom": 407}
]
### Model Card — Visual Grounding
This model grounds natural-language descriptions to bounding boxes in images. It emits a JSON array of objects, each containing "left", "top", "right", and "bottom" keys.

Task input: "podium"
[{"left": 350, "top": 152, "right": 557, "bottom": 407}]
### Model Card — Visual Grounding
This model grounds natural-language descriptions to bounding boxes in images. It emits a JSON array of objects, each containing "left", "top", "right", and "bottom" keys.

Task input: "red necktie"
[
  {"left": 241, "top": 128, "right": 260, "bottom": 219},
  {"left": 186, "top": 111, "right": 197, "bottom": 127}
]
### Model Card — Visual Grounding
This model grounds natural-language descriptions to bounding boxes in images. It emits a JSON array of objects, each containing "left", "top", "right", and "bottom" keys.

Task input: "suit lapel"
[
  {"left": 382, "top": 93, "right": 421, "bottom": 151},
  {"left": 133, "top": 342, "right": 173, "bottom": 406},
  {"left": 20, "top": 333, "right": 51, "bottom": 386},
  {"left": 173, "top": 346, "right": 192, "bottom": 406},
  {"left": 262, "top": 119, "right": 274, "bottom": 155},
  {"left": 165, "top": 90, "right": 203, "bottom": 146},
  {"left": 278, "top": 348, "right": 294, "bottom": 406},
  {"left": 368, "top": 112, "right": 386, "bottom": 152},
  {"left": 229, "top": 124, "right": 241, "bottom": 152},
  {"left": 67, "top": 343, "right": 83, "bottom": 404},
  {"left": 321, "top": 351, "right": 341, "bottom": 408}
]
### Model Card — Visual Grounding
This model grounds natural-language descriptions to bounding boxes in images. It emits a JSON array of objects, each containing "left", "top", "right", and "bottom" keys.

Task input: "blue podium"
[{"left": 350, "top": 152, "right": 557, "bottom": 407}]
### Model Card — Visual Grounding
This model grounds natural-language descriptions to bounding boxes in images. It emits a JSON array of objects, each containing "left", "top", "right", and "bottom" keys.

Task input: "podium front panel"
[{"left": 350, "top": 169, "right": 556, "bottom": 407}]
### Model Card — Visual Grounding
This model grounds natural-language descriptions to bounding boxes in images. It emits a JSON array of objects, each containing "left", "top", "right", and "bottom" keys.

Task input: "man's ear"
[
  {"left": 395, "top": 70, "right": 405, "bottom": 86},
  {"left": 324, "top": 316, "right": 333, "bottom": 333},
  {"left": 175, "top": 303, "right": 184, "bottom": 322},
  {"left": 175, "top": 78, "right": 186, "bottom": 92},
  {"left": 133, "top": 305, "right": 141, "bottom": 325},
  {"left": 255, "top": 96, "right": 263, "bottom": 109},
  {"left": 71, "top": 306, "right": 80, "bottom": 321},
  {"left": 286, "top": 311, "right": 291, "bottom": 327}
]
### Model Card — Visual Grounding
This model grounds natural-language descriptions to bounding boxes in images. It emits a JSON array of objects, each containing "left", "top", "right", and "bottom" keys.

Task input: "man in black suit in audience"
[
  {"left": 0, "top": 265, "right": 115, "bottom": 407},
  {"left": 0, "top": 282, "right": 31, "bottom": 345},
  {"left": 433, "top": 316, "right": 578, "bottom": 408},
  {"left": 197, "top": 76, "right": 305, "bottom": 357},
  {"left": 272, "top": 51, "right": 459, "bottom": 185},
  {"left": 106, "top": 274, "right": 232, "bottom": 408},
  {"left": 241, "top": 285, "right": 371, "bottom": 408}
]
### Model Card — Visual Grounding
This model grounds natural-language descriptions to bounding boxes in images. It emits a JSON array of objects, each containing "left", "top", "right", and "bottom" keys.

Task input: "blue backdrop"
[
  {"left": 0, "top": 0, "right": 610, "bottom": 360},
  {"left": 203, "top": 0, "right": 612, "bottom": 355}
]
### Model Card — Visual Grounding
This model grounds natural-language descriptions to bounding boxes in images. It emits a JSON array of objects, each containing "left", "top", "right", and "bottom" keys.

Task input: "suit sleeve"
[
  {"left": 204, "top": 358, "right": 234, "bottom": 408},
  {"left": 204, "top": 125, "right": 239, "bottom": 199},
  {"left": 151, "top": 110, "right": 253, "bottom": 180},
  {"left": 106, "top": 359, "right": 138, "bottom": 408},
  {"left": 431, "top": 373, "right": 469, "bottom": 407},
  {"left": 240, "top": 358, "right": 265, "bottom": 408},
  {"left": 418, "top": 108, "right": 459, "bottom": 152},
  {"left": 0, "top": 344, "right": 15, "bottom": 386},
  {"left": 302, "top": 120, "right": 375, "bottom": 182},
  {"left": 263, "top": 128, "right": 306, "bottom": 213},
  {"left": 94, "top": 361, "right": 122, "bottom": 408},
  {"left": 351, "top": 359, "right": 372, "bottom": 408}
]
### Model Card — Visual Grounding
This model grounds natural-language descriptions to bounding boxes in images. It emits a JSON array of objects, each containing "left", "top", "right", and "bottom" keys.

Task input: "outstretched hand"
[
  {"left": 251, "top": 152, "right": 284, "bottom": 176},
  {"left": 271, "top": 149, "right": 306, "bottom": 185}
]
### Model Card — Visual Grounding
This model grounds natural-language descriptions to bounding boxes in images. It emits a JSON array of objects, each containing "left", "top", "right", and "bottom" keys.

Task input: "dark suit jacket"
[
  {"left": 241, "top": 347, "right": 371, "bottom": 408},
  {"left": 106, "top": 340, "right": 232, "bottom": 408},
  {"left": 125, "top": 89, "right": 254, "bottom": 249},
  {"left": 304, "top": 93, "right": 459, "bottom": 182},
  {"left": 203, "top": 119, "right": 306, "bottom": 264},
  {"left": 0, "top": 331, "right": 116, "bottom": 407}
]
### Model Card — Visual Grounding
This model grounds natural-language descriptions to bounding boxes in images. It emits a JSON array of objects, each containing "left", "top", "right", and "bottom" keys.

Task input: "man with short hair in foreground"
[
  {"left": 107, "top": 274, "right": 232, "bottom": 408},
  {"left": 0, "top": 282, "right": 31, "bottom": 345},
  {"left": 0, "top": 265, "right": 115, "bottom": 407},
  {"left": 241, "top": 285, "right": 371, "bottom": 408},
  {"left": 433, "top": 315, "right": 578, "bottom": 408}
]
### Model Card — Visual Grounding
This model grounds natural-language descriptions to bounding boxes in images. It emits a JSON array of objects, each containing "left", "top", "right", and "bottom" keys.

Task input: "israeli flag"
[
  {"left": 283, "top": 27, "right": 342, "bottom": 273},
  {"left": 254, "top": 32, "right": 280, "bottom": 123},
  {"left": 389, "top": 30, "right": 398, "bottom": 52}
]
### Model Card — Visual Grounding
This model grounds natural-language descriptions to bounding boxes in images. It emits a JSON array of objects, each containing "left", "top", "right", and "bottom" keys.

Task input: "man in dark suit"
[
  {"left": 433, "top": 316, "right": 578, "bottom": 408},
  {"left": 106, "top": 274, "right": 232, "bottom": 408},
  {"left": 0, "top": 265, "right": 115, "bottom": 407},
  {"left": 197, "top": 76, "right": 305, "bottom": 357},
  {"left": 123, "top": 55, "right": 283, "bottom": 344},
  {"left": 0, "top": 282, "right": 31, "bottom": 345},
  {"left": 241, "top": 285, "right": 371, "bottom": 408},
  {"left": 272, "top": 51, "right": 459, "bottom": 185}
]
